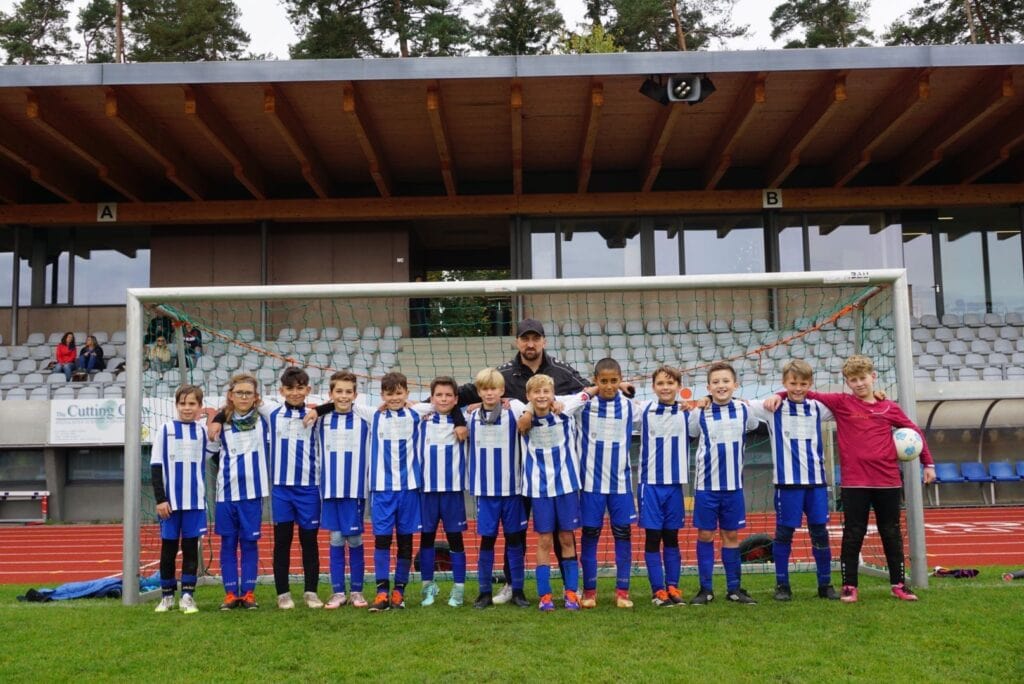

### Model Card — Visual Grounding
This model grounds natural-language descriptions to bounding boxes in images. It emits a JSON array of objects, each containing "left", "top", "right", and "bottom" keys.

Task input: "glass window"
[
  {"left": 67, "top": 448, "right": 123, "bottom": 482},
  {"left": 560, "top": 219, "right": 641, "bottom": 279},
  {"left": 652, "top": 219, "right": 680, "bottom": 275},
  {"left": 902, "top": 232, "right": 937, "bottom": 318},
  {"left": 530, "top": 230, "right": 556, "bottom": 279},
  {"left": 74, "top": 249, "right": 151, "bottom": 305},
  {"left": 683, "top": 216, "right": 764, "bottom": 275},
  {"left": 0, "top": 450, "right": 46, "bottom": 483},
  {"left": 778, "top": 215, "right": 805, "bottom": 272},
  {"left": 939, "top": 231, "right": 985, "bottom": 315},
  {"left": 988, "top": 230, "right": 1023, "bottom": 314},
  {"left": 808, "top": 213, "right": 903, "bottom": 270},
  {"left": 18, "top": 256, "right": 30, "bottom": 306},
  {"left": 0, "top": 251, "right": 11, "bottom": 306}
]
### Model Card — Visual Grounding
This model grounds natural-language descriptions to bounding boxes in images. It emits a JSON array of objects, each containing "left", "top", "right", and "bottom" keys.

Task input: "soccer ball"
[{"left": 893, "top": 428, "right": 923, "bottom": 462}]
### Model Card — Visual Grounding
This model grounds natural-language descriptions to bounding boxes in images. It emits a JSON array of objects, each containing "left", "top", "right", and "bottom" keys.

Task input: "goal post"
[{"left": 122, "top": 269, "right": 927, "bottom": 605}]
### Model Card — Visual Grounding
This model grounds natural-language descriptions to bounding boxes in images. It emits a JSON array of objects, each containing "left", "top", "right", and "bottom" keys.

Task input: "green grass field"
[{"left": 1, "top": 571, "right": 1020, "bottom": 682}]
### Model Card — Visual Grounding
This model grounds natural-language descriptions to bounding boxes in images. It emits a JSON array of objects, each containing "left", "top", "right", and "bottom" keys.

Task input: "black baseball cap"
[{"left": 517, "top": 318, "right": 545, "bottom": 337}]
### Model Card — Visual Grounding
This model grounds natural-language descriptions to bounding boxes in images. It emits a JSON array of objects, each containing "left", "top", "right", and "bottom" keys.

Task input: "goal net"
[{"left": 121, "top": 270, "right": 926, "bottom": 604}]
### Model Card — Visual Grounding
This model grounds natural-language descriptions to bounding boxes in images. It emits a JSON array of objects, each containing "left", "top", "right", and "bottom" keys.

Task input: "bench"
[{"left": 0, "top": 490, "right": 50, "bottom": 524}]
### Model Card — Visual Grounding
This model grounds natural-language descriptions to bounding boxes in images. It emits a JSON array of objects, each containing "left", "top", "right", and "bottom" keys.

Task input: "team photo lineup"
[{"left": 150, "top": 315, "right": 936, "bottom": 615}]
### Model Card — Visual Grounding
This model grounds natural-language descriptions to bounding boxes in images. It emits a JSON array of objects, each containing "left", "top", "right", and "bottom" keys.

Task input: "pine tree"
[
  {"left": 475, "top": 0, "right": 565, "bottom": 55},
  {"left": 0, "top": 0, "right": 77, "bottom": 65},
  {"left": 769, "top": 0, "right": 874, "bottom": 48},
  {"left": 884, "top": 0, "right": 1024, "bottom": 45},
  {"left": 124, "top": 0, "right": 250, "bottom": 61},
  {"left": 77, "top": 0, "right": 117, "bottom": 63},
  {"left": 603, "top": 0, "right": 748, "bottom": 52},
  {"left": 284, "top": 0, "right": 382, "bottom": 58},
  {"left": 410, "top": 0, "right": 476, "bottom": 57}
]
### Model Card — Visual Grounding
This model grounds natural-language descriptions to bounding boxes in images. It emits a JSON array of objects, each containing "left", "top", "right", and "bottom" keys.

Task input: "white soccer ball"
[{"left": 893, "top": 428, "right": 923, "bottom": 462}]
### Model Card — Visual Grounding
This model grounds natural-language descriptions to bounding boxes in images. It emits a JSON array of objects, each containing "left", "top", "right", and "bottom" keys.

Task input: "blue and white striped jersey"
[
  {"left": 150, "top": 420, "right": 208, "bottom": 511},
  {"left": 687, "top": 399, "right": 760, "bottom": 492},
  {"left": 316, "top": 410, "right": 369, "bottom": 500},
  {"left": 748, "top": 398, "right": 833, "bottom": 486},
  {"left": 414, "top": 407, "right": 466, "bottom": 493},
  {"left": 353, "top": 402, "right": 420, "bottom": 492},
  {"left": 266, "top": 403, "right": 319, "bottom": 488},
  {"left": 214, "top": 415, "right": 271, "bottom": 502},
  {"left": 638, "top": 401, "right": 690, "bottom": 485},
  {"left": 467, "top": 404, "right": 524, "bottom": 497},
  {"left": 578, "top": 393, "right": 634, "bottom": 494},
  {"left": 520, "top": 393, "right": 587, "bottom": 498}
]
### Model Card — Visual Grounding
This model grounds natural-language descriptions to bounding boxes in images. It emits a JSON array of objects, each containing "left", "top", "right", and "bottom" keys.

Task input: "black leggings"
[{"left": 840, "top": 487, "right": 905, "bottom": 587}]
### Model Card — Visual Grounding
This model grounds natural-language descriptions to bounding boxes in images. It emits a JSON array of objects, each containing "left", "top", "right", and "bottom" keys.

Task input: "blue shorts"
[
  {"left": 214, "top": 499, "right": 264, "bottom": 540},
  {"left": 321, "top": 497, "right": 366, "bottom": 535},
  {"left": 637, "top": 483, "right": 686, "bottom": 530},
  {"left": 580, "top": 491, "right": 637, "bottom": 528},
  {"left": 272, "top": 485, "right": 321, "bottom": 529},
  {"left": 371, "top": 489, "right": 422, "bottom": 536},
  {"left": 774, "top": 486, "right": 830, "bottom": 528},
  {"left": 476, "top": 496, "right": 527, "bottom": 538},
  {"left": 160, "top": 509, "right": 208, "bottom": 540},
  {"left": 420, "top": 492, "right": 468, "bottom": 534},
  {"left": 693, "top": 489, "right": 746, "bottom": 531},
  {"left": 532, "top": 493, "right": 580, "bottom": 534}
]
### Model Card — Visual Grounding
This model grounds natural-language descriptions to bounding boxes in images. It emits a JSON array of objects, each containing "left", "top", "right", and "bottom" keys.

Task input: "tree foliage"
[
  {"left": 558, "top": 23, "right": 623, "bottom": 54},
  {"left": 285, "top": 0, "right": 381, "bottom": 58},
  {"left": 124, "top": 0, "right": 250, "bottom": 61},
  {"left": 475, "top": 0, "right": 565, "bottom": 55},
  {"left": 76, "top": 0, "right": 117, "bottom": 62},
  {"left": 883, "top": 0, "right": 1024, "bottom": 45},
  {"left": 425, "top": 269, "right": 512, "bottom": 337},
  {"left": 593, "top": 0, "right": 747, "bottom": 52},
  {"left": 769, "top": 0, "right": 873, "bottom": 48},
  {"left": 0, "top": 0, "right": 77, "bottom": 65}
]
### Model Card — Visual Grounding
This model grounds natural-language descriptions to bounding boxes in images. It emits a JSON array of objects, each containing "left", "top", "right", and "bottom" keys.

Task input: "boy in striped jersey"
[
  {"left": 748, "top": 360, "right": 838, "bottom": 601},
  {"left": 316, "top": 371, "right": 370, "bottom": 609},
  {"left": 151, "top": 384, "right": 208, "bottom": 614},
  {"left": 687, "top": 361, "right": 761, "bottom": 606},
  {"left": 637, "top": 366, "right": 691, "bottom": 607},
  {"left": 209, "top": 374, "right": 271, "bottom": 610},
  {"left": 466, "top": 368, "right": 530, "bottom": 609},
  {"left": 413, "top": 376, "right": 469, "bottom": 608},
  {"left": 519, "top": 374, "right": 592, "bottom": 611},
  {"left": 578, "top": 358, "right": 637, "bottom": 609}
]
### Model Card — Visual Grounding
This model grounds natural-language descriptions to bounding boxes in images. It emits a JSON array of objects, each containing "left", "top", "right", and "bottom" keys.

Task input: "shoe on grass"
[
  {"left": 818, "top": 584, "right": 839, "bottom": 600},
  {"left": 277, "top": 592, "right": 295, "bottom": 610},
  {"left": 580, "top": 589, "right": 597, "bottom": 609},
  {"left": 652, "top": 589, "right": 672, "bottom": 607},
  {"left": 726, "top": 587, "right": 757, "bottom": 605},
  {"left": 155, "top": 595, "right": 174, "bottom": 613},
  {"left": 511, "top": 589, "right": 531, "bottom": 608},
  {"left": 421, "top": 581, "right": 439, "bottom": 607},
  {"left": 538, "top": 594, "right": 555, "bottom": 612},
  {"left": 666, "top": 585, "right": 685, "bottom": 606},
  {"left": 448, "top": 584, "right": 464, "bottom": 608},
  {"left": 473, "top": 592, "right": 493, "bottom": 609},
  {"left": 239, "top": 591, "right": 259, "bottom": 609},
  {"left": 349, "top": 591, "right": 368, "bottom": 608},
  {"left": 774, "top": 584, "right": 793, "bottom": 602},
  {"left": 325, "top": 592, "right": 347, "bottom": 609},
  {"left": 390, "top": 589, "right": 406, "bottom": 609},
  {"left": 840, "top": 585, "right": 858, "bottom": 603},
  {"left": 891, "top": 583, "right": 918, "bottom": 601},
  {"left": 615, "top": 589, "right": 634, "bottom": 608},
  {"left": 563, "top": 590, "right": 581, "bottom": 611},
  {"left": 492, "top": 584, "right": 513, "bottom": 605},
  {"left": 179, "top": 594, "right": 198, "bottom": 614},
  {"left": 304, "top": 591, "right": 324, "bottom": 609},
  {"left": 219, "top": 592, "right": 238, "bottom": 611},
  {"left": 368, "top": 592, "right": 390, "bottom": 612},
  {"left": 690, "top": 588, "right": 714, "bottom": 606}
]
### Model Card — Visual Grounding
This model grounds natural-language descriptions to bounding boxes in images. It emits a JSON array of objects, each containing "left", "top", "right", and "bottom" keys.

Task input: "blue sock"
[
  {"left": 614, "top": 538, "right": 631, "bottom": 591},
  {"left": 451, "top": 551, "right": 466, "bottom": 584},
  {"left": 697, "top": 539, "right": 715, "bottom": 591},
  {"left": 722, "top": 546, "right": 741, "bottom": 592},
  {"left": 508, "top": 545, "right": 525, "bottom": 591},
  {"left": 664, "top": 545, "right": 681, "bottom": 588},
  {"left": 161, "top": 577, "right": 176, "bottom": 594},
  {"left": 581, "top": 534, "right": 599, "bottom": 591},
  {"left": 774, "top": 540, "right": 792, "bottom": 586},
  {"left": 478, "top": 549, "right": 495, "bottom": 594},
  {"left": 562, "top": 557, "right": 579, "bottom": 593},
  {"left": 220, "top": 534, "right": 239, "bottom": 594},
  {"left": 813, "top": 545, "right": 833, "bottom": 587},
  {"left": 537, "top": 564, "right": 552, "bottom": 597},
  {"left": 330, "top": 544, "right": 346, "bottom": 594},
  {"left": 180, "top": 574, "right": 196, "bottom": 596},
  {"left": 420, "top": 546, "right": 435, "bottom": 583},
  {"left": 349, "top": 545, "right": 364, "bottom": 592},
  {"left": 395, "top": 556, "right": 411, "bottom": 590},
  {"left": 645, "top": 550, "right": 665, "bottom": 593},
  {"left": 374, "top": 548, "right": 390, "bottom": 583},
  {"left": 240, "top": 540, "right": 258, "bottom": 594}
]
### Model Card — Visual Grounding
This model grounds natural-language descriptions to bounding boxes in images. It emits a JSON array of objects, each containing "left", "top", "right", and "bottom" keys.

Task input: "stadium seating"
[
  {"left": 960, "top": 461, "right": 992, "bottom": 504},
  {"left": 989, "top": 461, "right": 1021, "bottom": 504},
  {"left": 931, "top": 462, "right": 965, "bottom": 506}
]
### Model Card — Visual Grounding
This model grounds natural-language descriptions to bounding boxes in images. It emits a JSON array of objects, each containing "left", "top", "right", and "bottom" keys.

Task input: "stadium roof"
[{"left": 0, "top": 45, "right": 1023, "bottom": 225}]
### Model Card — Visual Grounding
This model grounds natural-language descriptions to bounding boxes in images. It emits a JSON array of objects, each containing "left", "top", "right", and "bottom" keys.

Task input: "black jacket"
[{"left": 458, "top": 351, "right": 588, "bottom": 405}]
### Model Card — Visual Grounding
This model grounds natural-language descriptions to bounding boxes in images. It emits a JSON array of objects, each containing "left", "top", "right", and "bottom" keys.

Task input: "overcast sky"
[{"left": 0, "top": 0, "right": 923, "bottom": 59}]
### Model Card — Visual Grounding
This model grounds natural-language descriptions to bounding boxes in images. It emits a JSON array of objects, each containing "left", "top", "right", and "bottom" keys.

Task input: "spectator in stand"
[
  {"left": 183, "top": 324, "right": 203, "bottom": 367},
  {"left": 52, "top": 332, "right": 77, "bottom": 381},
  {"left": 75, "top": 335, "right": 105, "bottom": 374},
  {"left": 147, "top": 336, "right": 174, "bottom": 373}
]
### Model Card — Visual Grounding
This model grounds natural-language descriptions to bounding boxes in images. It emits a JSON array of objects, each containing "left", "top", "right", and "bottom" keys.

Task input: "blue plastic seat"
[
  {"left": 934, "top": 463, "right": 964, "bottom": 483},
  {"left": 1017, "top": 461, "right": 1024, "bottom": 479},
  {"left": 960, "top": 462, "right": 990, "bottom": 482},
  {"left": 990, "top": 462, "right": 1019, "bottom": 482}
]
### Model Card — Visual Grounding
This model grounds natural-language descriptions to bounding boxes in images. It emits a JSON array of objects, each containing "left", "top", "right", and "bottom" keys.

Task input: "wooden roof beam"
[
  {"left": 26, "top": 89, "right": 147, "bottom": 202},
  {"left": 957, "top": 105, "right": 1024, "bottom": 184},
  {"left": 263, "top": 85, "right": 333, "bottom": 199},
  {"left": 342, "top": 82, "right": 392, "bottom": 198},
  {"left": 640, "top": 105, "right": 684, "bottom": 192},
  {"left": 426, "top": 83, "right": 457, "bottom": 196},
  {"left": 105, "top": 87, "right": 206, "bottom": 201},
  {"left": 832, "top": 70, "right": 930, "bottom": 188},
  {"left": 703, "top": 74, "right": 767, "bottom": 190},
  {"left": 577, "top": 82, "right": 604, "bottom": 194},
  {"left": 0, "top": 115, "right": 83, "bottom": 203},
  {"left": 184, "top": 85, "right": 266, "bottom": 200},
  {"left": 510, "top": 83, "right": 523, "bottom": 196},
  {"left": 898, "top": 69, "right": 1014, "bottom": 186},
  {"left": 765, "top": 72, "right": 847, "bottom": 188}
]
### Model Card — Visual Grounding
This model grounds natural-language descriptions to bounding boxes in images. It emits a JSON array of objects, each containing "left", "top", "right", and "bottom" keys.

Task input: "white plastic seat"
[
  {"left": 379, "top": 352, "right": 398, "bottom": 367},
  {"left": 218, "top": 355, "right": 240, "bottom": 371},
  {"left": 342, "top": 327, "right": 359, "bottom": 341},
  {"left": 947, "top": 339, "right": 968, "bottom": 355},
  {"left": 1005, "top": 312, "right": 1023, "bottom": 326},
  {"left": 382, "top": 325, "right": 402, "bottom": 340},
  {"left": 751, "top": 318, "right": 772, "bottom": 332},
  {"left": 292, "top": 341, "right": 313, "bottom": 357},
  {"left": 665, "top": 320, "right": 685, "bottom": 334},
  {"left": 91, "top": 332, "right": 109, "bottom": 344},
  {"left": 47, "top": 332, "right": 64, "bottom": 344},
  {"left": 277, "top": 328, "right": 298, "bottom": 343},
  {"left": 963, "top": 353, "right": 986, "bottom": 369},
  {"left": 988, "top": 352, "right": 1009, "bottom": 367},
  {"left": 197, "top": 356, "right": 217, "bottom": 371},
  {"left": 321, "top": 327, "right": 341, "bottom": 342},
  {"left": 688, "top": 320, "right": 709, "bottom": 334},
  {"left": 28, "top": 386, "right": 50, "bottom": 400},
  {"left": 582, "top": 322, "right": 603, "bottom": 336},
  {"left": 163, "top": 369, "right": 182, "bottom": 385},
  {"left": 913, "top": 368, "right": 931, "bottom": 381},
  {"left": 919, "top": 314, "right": 940, "bottom": 329},
  {"left": 76, "top": 386, "right": 101, "bottom": 398},
  {"left": 932, "top": 367, "right": 951, "bottom": 382},
  {"left": 0, "top": 372, "right": 20, "bottom": 387},
  {"left": 924, "top": 341, "right": 945, "bottom": 355},
  {"left": 8, "top": 346, "right": 29, "bottom": 361},
  {"left": 110, "top": 331, "right": 127, "bottom": 344},
  {"left": 624, "top": 320, "right": 645, "bottom": 335},
  {"left": 977, "top": 326, "right": 998, "bottom": 341},
  {"left": 25, "top": 332, "right": 46, "bottom": 346},
  {"left": 102, "top": 385, "right": 124, "bottom": 398},
  {"left": 933, "top": 327, "right": 954, "bottom": 342},
  {"left": 984, "top": 313, "right": 1004, "bottom": 326},
  {"left": 912, "top": 328, "right": 931, "bottom": 342},
  {"left": 1005, "top": 366, "right": 1024, "bottom": 379},
  {"left": 916, "top": 354, "right": 938, "bottom": 370},
  {"left": 4, "top": 387, "right": 27, "bottom": 400},
  {"left": 47, "top": 373, "right": 68, "bottom": 385},
  {"left": 645, "top": 320, "right": 664, "bottom": 335},
  {"left": 17, "top": 359, "right": 38, "bottom": 373},
  {"left": 605, "top": 321, "right": 624, "bottom": 335},
  {"left": 993, "top": 339, "right": 1014, "bottom": 354},
  {"left": 0, "top": 359, "right": 12, "bottom": 374},
  {"left": 362, "top": 326, "right": 382, "bottom": 340},
  {"left": 941, "top": 314, "right": 963, "bottom": 327},
  {"left": 957, "top": 367, "right": 979, "bottom": 380},
  {"left": 962, "top": 313, "right": 983, "bottom": 327}
]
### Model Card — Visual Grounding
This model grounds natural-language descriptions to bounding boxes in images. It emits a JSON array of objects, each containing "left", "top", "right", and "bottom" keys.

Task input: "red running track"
[{"left": 1, "top": 507, "right": 1022, "bottom": 585}]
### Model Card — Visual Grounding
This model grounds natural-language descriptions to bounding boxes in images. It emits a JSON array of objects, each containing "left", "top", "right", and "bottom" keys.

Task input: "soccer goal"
[{"left": 122, "top": 269, "right": 927, "bottom": 605}]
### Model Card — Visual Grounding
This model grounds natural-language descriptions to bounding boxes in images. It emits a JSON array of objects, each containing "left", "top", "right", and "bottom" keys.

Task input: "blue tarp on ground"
[{"left": 17, "top": 573, "right": 160, "bottom": 602}]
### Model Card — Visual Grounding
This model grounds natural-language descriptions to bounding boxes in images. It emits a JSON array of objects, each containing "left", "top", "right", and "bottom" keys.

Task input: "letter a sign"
[
  {"left": 762, "top": 189, "right": 782, "bottom": 209},
  {"left": 97, "top": 203, "right": 117, "bottom": 222}
]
